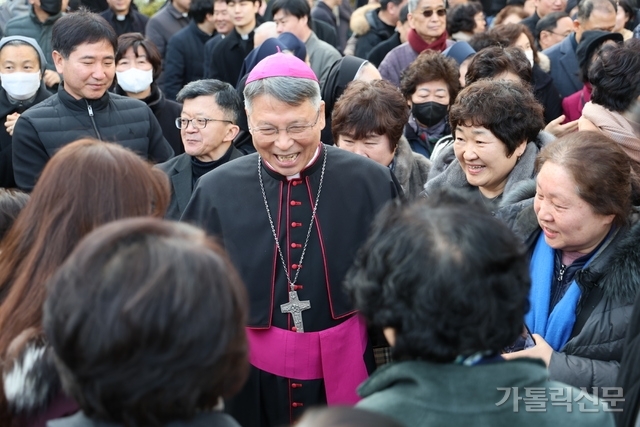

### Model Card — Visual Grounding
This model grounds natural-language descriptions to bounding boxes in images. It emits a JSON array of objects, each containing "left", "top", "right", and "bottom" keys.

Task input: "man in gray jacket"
[{"left": 12, "top": 10, "right": 174, "bottom": 191}]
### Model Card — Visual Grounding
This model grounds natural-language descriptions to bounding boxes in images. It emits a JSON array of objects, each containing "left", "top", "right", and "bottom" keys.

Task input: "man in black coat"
[
  {"left": 100, "top": 0, "right": 149, "bottom": 36},
  {"left": 163, "top": 0, "right": 216, "bottom": 100},
  {"left": 12, "top": 10, "right": 173, "bottom": 191},
  {"left": 354, "top": 0, "right": 403, "bottom": 59},
  {"left": 181, "top": 53, "right": 400, "bottom": 427},
  {"left": 157, "top": 79, "right": 243, "bottom": 220},
  {"left": 367, "top": 4, "right": 408, "bottom": 67},
  {"left": 207, "top": 0, "right": 262, "bottom": 85}
]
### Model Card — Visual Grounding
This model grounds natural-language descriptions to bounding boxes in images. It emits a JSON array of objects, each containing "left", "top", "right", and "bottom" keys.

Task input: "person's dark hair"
[
  {"left": 589, "top": 45, "right": 640, "bottom": 112},
  {"left": 449, "top": 79, "right": 544, "bottom": 155},
  {"left": 447, "top": 2, "right": 483, "bottom": 35},
  {"left": 0, "top": 189, "right": 29, "bottom": 242},
  {"left": 177, "top": 79, "right": 243, "bottom": 123},
  {"left": 490, "top": 23, "right": 539, "bottom": 64},
  {"left": 344, "top": 189, "right": 530, "bottom": 362},
  {"left": 536, "top": 131, "right": 633, "bottom": 226},
  {"left": 298, "top": 406, "right": 404, "bottom": 427},
  {"left": 400, "top": 50, "right": 460, "bottom": 106},
  {"left": 535, "top": 11, "right": 570, "bottom": 41},
  {"left": 617, "top": 0, "right": 635, "bottom": 29},
  {"left": 493, "top": 5, "right": 528, "bottom": 26},
  {"left": 0, "top": 139, "right": 170, "bottom": 420},
  {"left": 51, "top": 8, "right": 117, "bottom": 58},
  {"left": 115, "top": 33, "right": 163, "bottom": 81},
  {"left": 272, "top": 0, "right": 310, "bottom": 22},
  {"left": 380, "top": 0, "right": 404, "bottom": 11},
  {"left": 332, "top": 80, "right": 409, "bottom": 151},
  {"left": 189, "top": 0, "right": 214, "bottom": 24},
  {"left": 44, "top": 218, "right": 248, "bottom": 425},
  {"left": 468, "top": 31, "right": 506, "bottom": 51},
  {"left": 398, "top": 3, "right": 409, "bottom": 23},
  {"left": 577, "top": 0, "right": 617, "bottom": 22},
  {"left": 465, "top": 46, "right": 532, "bottom": 85}
]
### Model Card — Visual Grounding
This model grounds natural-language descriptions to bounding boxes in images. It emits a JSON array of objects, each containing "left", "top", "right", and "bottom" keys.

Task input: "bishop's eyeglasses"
[
  {"left": 175, "top": 117, "right": 233, "bottom": 129},
  {"left": 248, "top": 109, "right": 321, "bottom": 138}
]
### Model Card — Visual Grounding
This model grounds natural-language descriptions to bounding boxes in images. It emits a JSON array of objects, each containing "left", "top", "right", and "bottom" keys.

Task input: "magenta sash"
[{"left": 246, "top": 315, "right": 369, "bottom": 405}]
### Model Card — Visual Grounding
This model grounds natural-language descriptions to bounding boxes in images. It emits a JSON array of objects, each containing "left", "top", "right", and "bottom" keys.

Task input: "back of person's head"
[
  {"left": 577, "top": 0, "right": 617, "bottom": 22},
  {"left": 115, "top": 32, "right": 163, "bottom": 81},
  {"left": 344, "top": 189, "right": 530, "bottom": 362},
  {"left": 51, "top": 8, "right": 117, "bottom": 58},
  {"left": 0, "top": 189, "right": 29, "bottom": 242},
  {"left": 297, "top": 406, "right": 403, "bottom": 427},
  {"left": 447, "top": 2, "right": 483, "bottom": 34},
  {"left": 272, "top": 0, "right": 310, "bottom": 20},
  {"left": 0, "top": 139, "right": 170, "bottom": 379},
  {"left": 177, "top": 79, "right": 242, "bottom": 124},
  {"left": 469, "top": 28, "right": 509, "bottom": 50},
  {"left": 465, "top": 46, "right": 532, "bottom": 85},
  {"left": 189, "top": 0, "right": 214, "bottom": 24},
  {"left": 589, "top": 44, "right": 640, "bottom": 112},
  {"left": 398, "top": 3, "right": 409, "bottom": 23},
  {"left": 44, "top": 218, "right": 248, "bottom": 425},
  {"left": 332, "top": 80, "right": 409, "bottom": 148},
  {"left": 380, "top": 0, "right": 404, "bottom": 11}
]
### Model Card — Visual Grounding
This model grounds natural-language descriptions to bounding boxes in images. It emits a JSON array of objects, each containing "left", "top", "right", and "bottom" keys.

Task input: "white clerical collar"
[{"left": 264, "top": 144, "right": 322, "bottom": 181}]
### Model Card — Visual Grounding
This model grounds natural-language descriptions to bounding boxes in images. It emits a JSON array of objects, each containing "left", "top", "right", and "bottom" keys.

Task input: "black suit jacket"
[{"left": 156, "top": 147, "right": 243, "bottom": 220}]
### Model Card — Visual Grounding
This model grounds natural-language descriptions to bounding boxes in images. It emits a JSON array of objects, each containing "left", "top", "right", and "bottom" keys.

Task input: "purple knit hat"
[{"left": 246, "top": 52, "right": 318, "bottom": 84}]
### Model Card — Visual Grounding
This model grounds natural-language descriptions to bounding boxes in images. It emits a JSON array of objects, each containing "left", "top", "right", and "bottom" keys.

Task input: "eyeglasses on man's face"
[
  {"left": 175, "top": 117, "right": 233, "bottom": 129},
  {"left": 249, "top": 109, "right": 321, "bottom": 139},
  {"left": 420, "top": 8, "right": 446, "bottom": 18}
]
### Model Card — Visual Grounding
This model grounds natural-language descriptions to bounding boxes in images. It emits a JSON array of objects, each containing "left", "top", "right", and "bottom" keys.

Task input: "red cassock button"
[
  {"left": 291, "top": 327, "right": 297, "bottom": 332},
  {"left": 290, "top": 200, "right": 302, "bottom": 206},
  {"left": 291, "top": 243, "right": 302, "bottom": 248},
  {"left": 291, "top": 264, "right": 298, "bottom": 269},
  {"left": 292, "top": 402, "right": 303, "bottom": 408},
  {"left": 291, "top": 222, "right": 302, "bottom": 228}
]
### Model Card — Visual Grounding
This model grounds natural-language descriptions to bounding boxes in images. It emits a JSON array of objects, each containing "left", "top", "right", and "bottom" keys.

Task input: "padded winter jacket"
[{"left": 12, "top": 85, "right": 174, "bottom": 191}]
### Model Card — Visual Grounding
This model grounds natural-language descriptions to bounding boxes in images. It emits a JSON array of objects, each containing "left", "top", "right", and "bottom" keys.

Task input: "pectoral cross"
[{"left": 280, "top": 289, "right": 311, "bottom": 333}]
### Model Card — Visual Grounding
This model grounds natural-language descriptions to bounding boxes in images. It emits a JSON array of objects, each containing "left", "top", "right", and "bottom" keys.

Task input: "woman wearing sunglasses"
[{"left": 379, "top": 0, "right": 454, "bottom": 87}]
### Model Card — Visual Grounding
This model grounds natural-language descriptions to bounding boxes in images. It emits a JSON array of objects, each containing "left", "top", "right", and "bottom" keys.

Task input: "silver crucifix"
[{"left": 280, "top": 289, "right": 311, "bottom": 333}]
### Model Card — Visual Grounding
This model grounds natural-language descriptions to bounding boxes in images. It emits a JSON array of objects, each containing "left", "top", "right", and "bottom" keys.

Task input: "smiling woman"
[
  {"left": 500, "top": 131, "right": 640, "bottom": 395},
  {"left": 424, "top": 79, "right": 547, "bottom": 211}
]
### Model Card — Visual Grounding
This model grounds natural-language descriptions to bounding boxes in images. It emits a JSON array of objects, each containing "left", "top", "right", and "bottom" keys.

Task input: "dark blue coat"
[{"left": 163, "top": 21, "right": 213, "bottom": 101}]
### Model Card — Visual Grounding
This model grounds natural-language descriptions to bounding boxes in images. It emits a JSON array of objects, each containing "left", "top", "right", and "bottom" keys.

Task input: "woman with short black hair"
[{"left": 44, "top": 218, "right": 248, "bottom": 427}]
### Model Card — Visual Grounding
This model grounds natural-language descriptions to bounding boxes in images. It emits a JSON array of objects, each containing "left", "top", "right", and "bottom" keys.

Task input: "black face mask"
[
  {"left": 40, "top": 0, "right": 62, "bottom": 15},
  {"left": 412, "top": 101, "right": 448, "bottom": 128}
]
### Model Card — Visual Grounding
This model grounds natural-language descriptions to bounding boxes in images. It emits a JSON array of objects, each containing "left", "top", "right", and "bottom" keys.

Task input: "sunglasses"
[{"left": 421, "top": 8, "right": 446, "bottom": 17}]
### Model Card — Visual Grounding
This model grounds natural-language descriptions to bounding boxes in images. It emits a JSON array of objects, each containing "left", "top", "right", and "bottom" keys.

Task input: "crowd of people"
[{"left": 0, "top": 0, "right": 640, "bottom": 425}]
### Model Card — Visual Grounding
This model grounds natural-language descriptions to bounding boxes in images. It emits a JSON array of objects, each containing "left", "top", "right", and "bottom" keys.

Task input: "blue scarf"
[{"left": 525, "top": 233, "right": 594, "bottom": 351}]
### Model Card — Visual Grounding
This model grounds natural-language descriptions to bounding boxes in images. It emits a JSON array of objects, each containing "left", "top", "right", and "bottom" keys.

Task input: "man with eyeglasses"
[
  {"left": 535, "top": 11, "right": 574, "bottom": 50},
  {"left": 379, "top": 0, "right": 454, "bottom": 87},
  {"left": 181, "top": 53, "right": 400, "bottom": 427},
  {"left": 542, "top": 0, "right": 617, "bottom": 98},
  {"left": 157, "top": 79, "right": 242, "bottom": 220},
  {"left": 521, "top": 0, "right": 568, "bottom": 35}
]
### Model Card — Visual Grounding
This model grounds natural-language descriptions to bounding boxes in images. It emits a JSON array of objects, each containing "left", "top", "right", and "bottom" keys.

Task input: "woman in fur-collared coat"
[{"left": 331, "top": 79, "right": 430, "bottom": 199}]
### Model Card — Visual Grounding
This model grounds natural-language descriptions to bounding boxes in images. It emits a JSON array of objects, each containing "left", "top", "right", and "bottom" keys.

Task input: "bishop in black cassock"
[{"left": 180, "top": 53, "right": 400, "bottom": 427}]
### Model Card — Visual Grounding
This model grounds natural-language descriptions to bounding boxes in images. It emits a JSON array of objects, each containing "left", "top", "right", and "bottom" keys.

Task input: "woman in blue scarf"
[{"left": 503, "top": 131, "right": 640, "bottom": 395}]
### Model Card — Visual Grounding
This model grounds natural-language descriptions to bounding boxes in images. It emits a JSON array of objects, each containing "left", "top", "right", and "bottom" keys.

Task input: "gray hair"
[
  {"left": 177, "top": 79, "right": 242, "bottom": 123},
  {"left": 408, "top": 0, "right": 446, "bottom": 12},
  {"left": 244, "top": 76, "right": 321, "bottom": 114}
]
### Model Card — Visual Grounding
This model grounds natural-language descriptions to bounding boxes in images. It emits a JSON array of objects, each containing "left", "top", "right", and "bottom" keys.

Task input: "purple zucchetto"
[{"left": 246, "top": 52, "right": 318, "bottom": 84}]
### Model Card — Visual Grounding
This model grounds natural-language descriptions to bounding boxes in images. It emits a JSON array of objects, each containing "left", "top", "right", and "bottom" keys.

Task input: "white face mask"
[
  {"left": 116, "top": 68, "right": 153, "bottom": 94},
  {"left": 524, "top": 49, "right": 535, "bottom": 67},
  {"left": 0, "top": 72, "right": 40, "bottom": 101}
]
